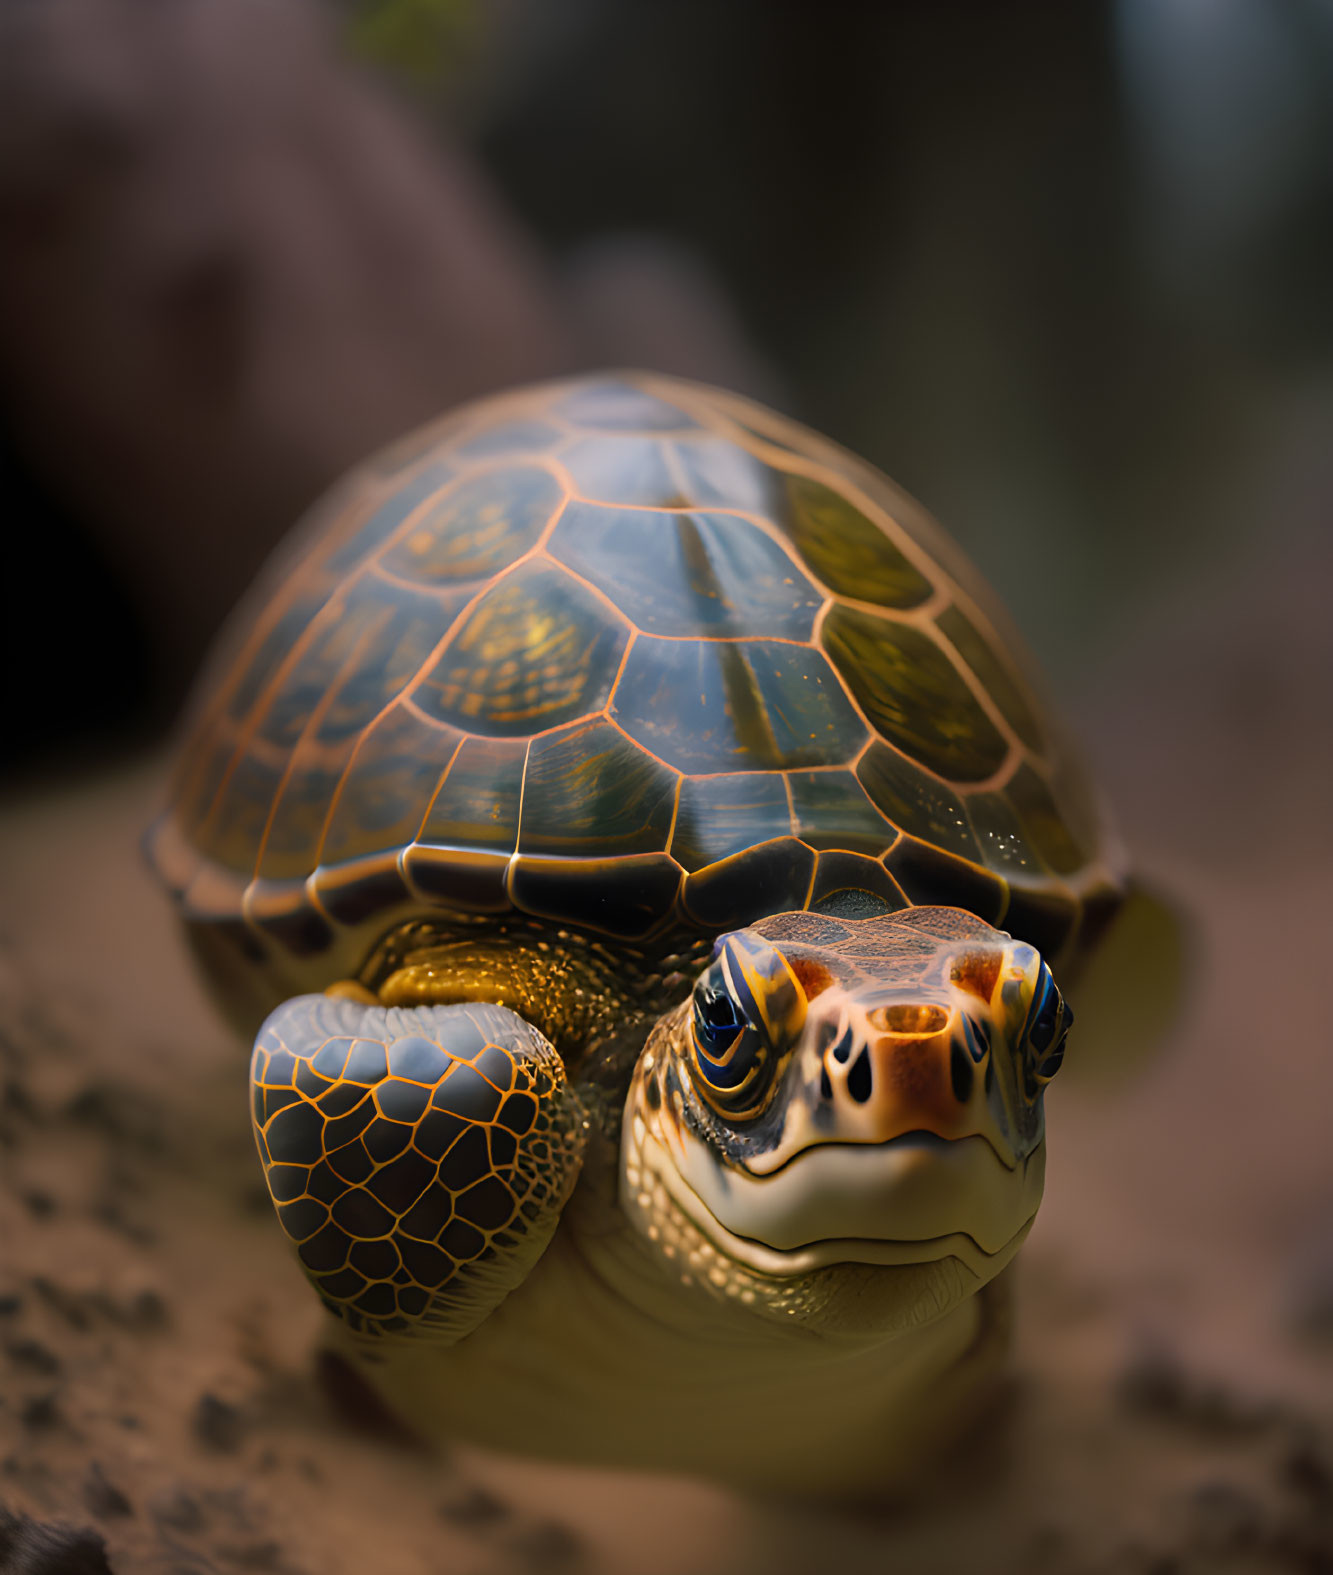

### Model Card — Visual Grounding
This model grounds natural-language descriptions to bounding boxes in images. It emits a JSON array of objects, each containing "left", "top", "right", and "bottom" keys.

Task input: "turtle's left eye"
[{"left": 1022, "top": 963, "right": 1073, "bottom": 1089}]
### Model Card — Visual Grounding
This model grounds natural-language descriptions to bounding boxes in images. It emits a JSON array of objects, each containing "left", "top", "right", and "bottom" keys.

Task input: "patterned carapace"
[{"left": 148, "top": 373, "right": 1123, "bottom": 1019}]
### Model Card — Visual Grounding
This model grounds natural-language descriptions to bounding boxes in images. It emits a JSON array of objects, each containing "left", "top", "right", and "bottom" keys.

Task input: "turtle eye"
[
  {"left": 1021, "top": 963, "right": 1072, "bottom": 1087},
  {"left": 686, "top": 934, "right": 807, "bottom": 1122},
  {"left": 690, "top": 961, "right": 761, "bottom": 1099},
  {"left": 693, "top": 973, "right": 747, "bottom": 1060}
]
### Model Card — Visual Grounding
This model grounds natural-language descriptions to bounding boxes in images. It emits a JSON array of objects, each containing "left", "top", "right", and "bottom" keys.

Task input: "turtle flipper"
[
  {"left": 1062, "top": 881, "right": 1193, "bottom": 1087},
  {"left": 251, "top": 995, "right": 586, "bottom": 1343}
]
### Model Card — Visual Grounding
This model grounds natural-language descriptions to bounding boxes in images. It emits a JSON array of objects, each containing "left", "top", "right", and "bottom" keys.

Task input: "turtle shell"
[{"left": 148, "top": 373, "right": 1123, "bottom": 1015}]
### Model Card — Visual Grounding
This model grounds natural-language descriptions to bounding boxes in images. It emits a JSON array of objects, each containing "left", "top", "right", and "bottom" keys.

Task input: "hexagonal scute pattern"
[{"left": 151, "top": 371, "right": 1122, "bottom": 981}]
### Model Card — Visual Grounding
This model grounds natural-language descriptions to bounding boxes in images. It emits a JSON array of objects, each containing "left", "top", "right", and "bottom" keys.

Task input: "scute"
[
  {"left": 1004, "top": 763, "right": 1089, "bottom": 877},
  {"left": 857, "top": 743, "right": 980, "bottom": 864},
  {"left": 611, "top": 635, "right": 867, "bottom": 775},
  {"left": 454, "top": 419, "right": 564, "bottom": 459},
  {"left": 553, "top": 381, "right": 699, "bottom": 432},
  {"left": 222, "top": 586, "right": 334, "bottom": 734},
  {"left": 153, "top": 370, "right": 1122, "bottom": 997},
  {"left": 379, "top": 465, "right": 562, "bottom": 585},
  {"left": 562, "top": 436, "right": 689, "bottom": 508},
  {"left": 965, "top": 790, "right": 1040, "bottom": 877},
  {"left": 517, "top": 720, "right": 678, "bottom": 858},
  {"left": 822, "top": 604, "right": 1009, "bottom": 783},
  {"left": 669, "top": 434, "right": 775, "bottom": 513},
  {"left": 780, "top": 475, "right": 934, "bottom": 609},
  {"left": 199, "top": 752, "right": 284, "bottom": 877},
  {"left": 325, "top": 460, "right": 457, "bottom": 576},
  {"left": 418, "top": 735, "right": 527, "bottom": 854},
  {"left": 258, "top": 577, "right": 446, "bottom": 752},
  {"left": 682, "top": 838, "right": 817, "bottom": 931},
  {"left": 411, "top": 559, "right": 628, "bottom": 736},
  {"left": 809, "top": 851, "right": 907, "bottom": 916},
  {"left": 787, "top": 770, "right": 896, "bottom": 857},
  {"left": 672, "top": 773, "right": 794, "bottom": 871},
  {"left": 549, "top": 504, "right": 823, "bottom": 640},
  {"left": 257, "top": 704, "right": 457, "bottom": 881},
  {"left": 315, "top": 704, "right": 463, "bottom": 869},
  {"left": 936, "top": 603, "right": 1045, "bottom": 754}
]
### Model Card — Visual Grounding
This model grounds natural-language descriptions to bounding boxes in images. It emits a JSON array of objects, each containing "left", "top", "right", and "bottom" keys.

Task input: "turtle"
[{"left": 148, "top": 371, "right": 1125, "bottom": 1498}]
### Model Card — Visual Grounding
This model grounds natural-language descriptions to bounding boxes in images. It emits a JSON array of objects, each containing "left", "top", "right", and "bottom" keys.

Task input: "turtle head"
[{"left": 622, "top": 907, "right": 1071, "bottom": 1336}]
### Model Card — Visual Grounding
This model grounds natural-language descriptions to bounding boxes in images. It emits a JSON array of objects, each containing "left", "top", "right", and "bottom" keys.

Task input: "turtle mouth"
[{"left": 623, "top": 1100, "right": 1044, "bottom": 1283}]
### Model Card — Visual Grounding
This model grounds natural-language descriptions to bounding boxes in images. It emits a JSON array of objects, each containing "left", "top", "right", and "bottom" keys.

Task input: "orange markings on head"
[
  {"left": 948, "top": 949, "right": 1003, "bottom": 1006},
  {"left": 869, "top": 1002, "right": 950, "bottom": 1036},
  {"left": 873, "top": 1035, "right": 955, "bottom": 1124},
  {"left": 786, "top": 955, "right": 833, "bottom": 1000}
]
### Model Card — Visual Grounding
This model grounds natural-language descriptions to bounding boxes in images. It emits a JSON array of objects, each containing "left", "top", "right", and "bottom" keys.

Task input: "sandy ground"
[{"left": 2, "top": 543, "right": 1331, "bottom": 1574}]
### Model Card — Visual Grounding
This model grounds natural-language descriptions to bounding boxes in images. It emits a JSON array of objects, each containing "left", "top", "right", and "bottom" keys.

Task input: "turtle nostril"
[
  {"left": 870, "top": 1002, "right": 950, "bottom": 1035},
  {"left": 846, "top": 1047, "right": 873, "bottom": 1104}
]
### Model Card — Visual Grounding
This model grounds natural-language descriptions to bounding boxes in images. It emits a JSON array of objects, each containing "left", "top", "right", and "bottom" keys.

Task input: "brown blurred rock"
[
  {"left": 0, "top": 0, "right": 572, "bottom": 696},
  {"left": 191, "top": 1391, "right": 246, "bottom": 1453}
]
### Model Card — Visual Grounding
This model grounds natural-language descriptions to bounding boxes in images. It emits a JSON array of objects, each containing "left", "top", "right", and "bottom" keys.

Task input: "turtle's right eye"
[
  {"left": 685, "top": 935, "right": 807, "bottom": 1122},
  {"left": 693, "top": 976, "right": 747, "bottom": 1057},
  {"left": 689, "top": 961, "right": 757, "bottom": 1092},
  {"left": 688, "top": 957, "right": 770, "bottom": 1118}
]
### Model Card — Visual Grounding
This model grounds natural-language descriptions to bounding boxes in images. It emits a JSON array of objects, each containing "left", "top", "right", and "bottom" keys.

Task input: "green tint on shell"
[
  {"left": 152, "top": 371, "right": 1121, "bottom": 991},
  {"left": 822, "top": 605, "right": 1008, "bottom": 782},
  {"left": 1005, "top": 764, "right": 1090, "bottom": 877},
  {"left": 779, "top": 475, "right": 933, "bottom": 609},
  {"left": 936, "top": 603, "right": 1045, "bottom": 754}
]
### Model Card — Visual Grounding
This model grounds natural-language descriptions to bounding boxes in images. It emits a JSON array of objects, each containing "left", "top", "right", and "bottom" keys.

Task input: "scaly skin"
[
  {"left": 344, "top": 1155, "right": 1017, "bottom": 1499},
  {"left": 251, "top": 905, "right": 1064, "bottom": 1493}
]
